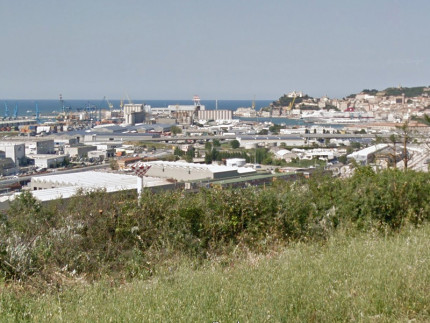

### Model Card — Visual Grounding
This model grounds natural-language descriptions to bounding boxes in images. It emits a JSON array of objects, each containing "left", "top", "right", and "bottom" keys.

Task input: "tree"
[
  {"left": 205, "top": 142, "right": 212, "bottom": 150},
  {"left": 388, "top": 134, "right": 398, "bottom": 169},
  {"left": 109, "top": 159, "right": 119, "bottom": 170},
  {"left": 174, "top": 147, "right": 184, "bottom": 157},
  {"left": 230, "top": 140, "right": 240, "bottom": 149},
  {"left": 213, "top": 139, "right": 221, "bottom": 147},
  {"left": 397, "top": 122, "right": 412, "bottom": 171},
  {"left": 185, "top": 147, "right": 195, "bottom": 162},
  {"left": 171, "top": 125, "right": 182, "bottom": 136}
]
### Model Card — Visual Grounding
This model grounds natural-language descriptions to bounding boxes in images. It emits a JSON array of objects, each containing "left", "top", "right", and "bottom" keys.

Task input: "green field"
[{"left": 2, "top": 224, "right": 429, "bottom": 322}]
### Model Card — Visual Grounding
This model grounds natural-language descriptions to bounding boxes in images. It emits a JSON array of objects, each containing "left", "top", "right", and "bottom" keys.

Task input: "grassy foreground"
[{"left": 1, "top": 224, "right": 430, "bottom": 322}]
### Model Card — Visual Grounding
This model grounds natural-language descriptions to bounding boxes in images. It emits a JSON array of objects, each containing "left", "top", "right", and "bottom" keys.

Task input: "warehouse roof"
[
  {"left": 31, "top": 171, "right": 168, "bottom": 190},
  {"left": 146, "top": 160, "right": 247, "bottom": 174}
]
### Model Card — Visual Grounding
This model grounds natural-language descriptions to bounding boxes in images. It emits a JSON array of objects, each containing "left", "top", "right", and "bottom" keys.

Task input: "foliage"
[
  {"left": 230, "top": 139, "right": 240, "bottom": 149},
  {"left": 2, "top": 168, "right": 430, "bottom": 286},
  {"left": 173, "top": 146, "right": 184, "bottom": 157},
  {"left": 170, "top": 125, "right": 182, "bottom": 135},
  {"left": 272, "top": 94, "right": 312, "bottom": 107},
  {"left": 109, "top": 159, "right": 119, "bottom": 170},
  {"left": 258, "top": 129, "right": 268, "bottom": 135},
  {"left": 212, "top": 139, "right": 221, "bottom": 147},
  {"left": 269, "top": 124, "right": 284, "bottom": 134},
  {"left": 384, "top": 86, "right": 427, "bottom": 98},
  {"left": 4, "top": 219, "right": 430, "bottom": 321}
]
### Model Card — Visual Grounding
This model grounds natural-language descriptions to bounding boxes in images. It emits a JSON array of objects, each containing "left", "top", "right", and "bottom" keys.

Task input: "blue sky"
[{"left": 0, "top": 0, "right": 429, "bottom": 100}]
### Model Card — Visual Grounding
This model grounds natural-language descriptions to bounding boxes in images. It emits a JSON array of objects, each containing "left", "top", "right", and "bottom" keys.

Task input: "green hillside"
[
  {"left": 1, "top": 168, "right": 430, "bottom": 321},
  {"left": 347, "top": 86, "right": 430, "bottom": 99},
  {"left": 2, "top": 223, "right": 430, "bottom": 322},
  {"left": 383, "top": 86, "right": 429, "bottom": 97}
]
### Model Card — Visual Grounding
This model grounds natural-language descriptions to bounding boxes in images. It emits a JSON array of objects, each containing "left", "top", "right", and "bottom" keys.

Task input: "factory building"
[
  {"left": 197, "top": 110, "right": 233, "bottom": 121},
  {"left": 123, "top": 104, "right": 146, "bottom": 125},
  {"left": 31, "top": 154, "right": 68, "bottom": 169},
  {"left": 0, "top": 142, "right": 25, "bottom": 166},
  {"left": 26, "top": 139, "right": 55, "bottom": 154},
  {"left": 64, "top": 145, "right": 97, "bottom": 158},
  {"left": 0, "top": 158, "right": 18, "bottom": 176},
  {"left": 347, "top": 144, "right": 389, "bottom": 165},
  {"left": 144, "top": 161, "right": 255, "bottom": 181},
  {"left": 237, "top": 135, "right": 306, "bottom": 148}
]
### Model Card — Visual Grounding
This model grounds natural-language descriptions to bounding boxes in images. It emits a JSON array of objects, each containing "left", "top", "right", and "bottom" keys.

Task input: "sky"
[{"left": 0, "top": 0, "right": 429, "bottom": 100}]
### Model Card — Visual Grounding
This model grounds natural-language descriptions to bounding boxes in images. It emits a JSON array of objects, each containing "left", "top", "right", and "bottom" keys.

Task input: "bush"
[{"left": 2, "top": 168, "right": 430, "bottom": 284}]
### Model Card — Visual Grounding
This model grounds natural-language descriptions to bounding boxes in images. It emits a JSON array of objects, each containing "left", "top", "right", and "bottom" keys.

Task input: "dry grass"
[{"left": 2, "top": 224, "right": 430, "bottom": 322}]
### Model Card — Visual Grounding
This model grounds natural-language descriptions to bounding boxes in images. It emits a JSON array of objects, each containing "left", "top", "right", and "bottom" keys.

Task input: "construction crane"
[{"left": 287, "top": 95, "right": 297, "bottom": 111}]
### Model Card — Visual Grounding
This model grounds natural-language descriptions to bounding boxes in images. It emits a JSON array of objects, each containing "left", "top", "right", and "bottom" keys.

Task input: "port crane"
[
  {"left": 104, "top": 96, "right": 114, "bottom": 109},
  {"left": 126, "top": 93, "right": 133, "bottom": 104},
  {"left": 13, "top": 103, "right": 18, "bottom": 119},
  {"left": 35, "top": 102, "right": 40, "bottom": 124},
  {"left": 3, "top": 102, "right": 9, "bottom": 118},
  {"left": 59, "top": 94, "right": 72, "bottom": 119}
]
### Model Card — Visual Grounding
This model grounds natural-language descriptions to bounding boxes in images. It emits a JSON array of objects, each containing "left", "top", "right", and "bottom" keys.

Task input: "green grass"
[{"left": 2, "top": 224, "right": 430, "bottom": 322}]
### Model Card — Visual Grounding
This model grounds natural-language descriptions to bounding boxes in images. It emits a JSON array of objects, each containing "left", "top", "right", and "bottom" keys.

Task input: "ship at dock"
[{"left": 301, "top": 110, "right": 375, "bottom": 124}]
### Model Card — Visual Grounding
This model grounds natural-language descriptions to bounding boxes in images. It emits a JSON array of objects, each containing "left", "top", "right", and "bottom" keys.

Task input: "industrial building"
[
  {"left": 197, "top": 110, "right": 233, "bottom": 121},
  {"left": 144, "top": 161, "right": 255, "bottom": 181},
  {"left": 64, "top": 145, "right": 97, "bottom": 158},
  {"left": 237, "top": 135, "right": 306, "bottom": 148},
  {"left": 31, "top": 154, "right": 68, "bottom": 169},
  {"left": 0, "top": 139, "right": 55, "bottom": 163},
  {"left": 25, "top": 139, "right": 55, "bottom": 154},
  {"left": 0, "top": 158, "right": 18, "bottom": 176},
  {"left": 0, "top": 142, "right": 25, "bottom": 166},
  {"left": 347, "top": 144, "right": 389, "bottom": 165},
  {"left": 28, "top": 171, "right": 171, "bottom": 193},
  {"left": 123, "top": 104, "right": 146, "bottom": 125},
  {"left": 0, "top": 170, "right": 174, "bottom": 209}
]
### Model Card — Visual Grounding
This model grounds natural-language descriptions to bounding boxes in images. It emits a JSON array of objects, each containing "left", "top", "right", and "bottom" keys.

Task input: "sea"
[{"left": 0, "top": 99, "right": 341, "bottom": 127}]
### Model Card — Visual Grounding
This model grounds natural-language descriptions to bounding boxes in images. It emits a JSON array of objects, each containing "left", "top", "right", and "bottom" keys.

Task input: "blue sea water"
[
  {"left": 1, "top": 99, "right": 342, "bottom": 127},
  {"left": 0, "top": 99, "right": 273, "bottom": 117}
]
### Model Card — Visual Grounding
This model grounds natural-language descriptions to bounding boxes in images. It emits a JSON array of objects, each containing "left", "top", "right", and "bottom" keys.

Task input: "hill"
[
  {"left": 1, "top": 168, "right": 430, "bottom": 320},
  {"left": 2, "top": 223, "right": 430, "bottom": 321},
  {"left": 347, "top": 85, "right": 430, "bottom": 99}
]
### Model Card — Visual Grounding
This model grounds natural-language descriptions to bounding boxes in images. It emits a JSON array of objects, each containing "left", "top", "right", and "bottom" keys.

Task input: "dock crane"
[
  {"left": 4, "top": 102, "right": 9, "bottom": 118},
  {"left": 13, "top": 103, "right": 18, "bottom": 119},
  {"left": 35, "top": 102, "right": 40, "bottom": 124},
  {"left": 104, "top": 96, "right": 114, "bottom": 109},
  {"left": 126, "top": 93, "right": 133, "bottom": 104}
]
